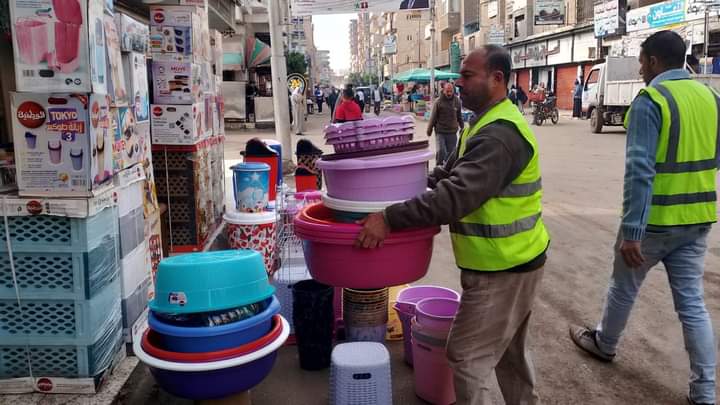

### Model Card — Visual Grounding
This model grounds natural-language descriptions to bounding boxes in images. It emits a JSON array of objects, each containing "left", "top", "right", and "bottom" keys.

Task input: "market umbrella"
[
  {"left": 392, "top": 68, "right": 460, "bottom": 82},
  {"left": 245, "top": 37, "right": 271, "bottom": 68}
]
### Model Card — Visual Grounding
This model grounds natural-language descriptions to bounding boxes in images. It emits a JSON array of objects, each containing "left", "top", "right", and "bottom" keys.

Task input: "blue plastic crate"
[
  {"left": 0, "top": 233, "right": 119, "bottom": 300},
  {"left": 0, "top": 207, "right": 118, "bottom": 253},
  {"left": 0, "top": 277, "right": 121, "bottom": 345},
  {"left": 0, "top": 317, "right": 123, "bottom": 379}
]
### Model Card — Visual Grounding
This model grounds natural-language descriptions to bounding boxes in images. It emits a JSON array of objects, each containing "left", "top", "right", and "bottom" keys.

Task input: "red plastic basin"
[
  {"left": 294, "top": 203, "right": 440, "bottom": 288},
  {"left": 142, "top": 315, "right": 283, "bottom": 363}
]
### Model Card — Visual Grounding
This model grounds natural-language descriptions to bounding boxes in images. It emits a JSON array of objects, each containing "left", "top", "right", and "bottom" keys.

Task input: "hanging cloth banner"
[
  {"left": 291, "top": 0, "right": 430, "bottom": 16},
  {"left": 245, "top": 37, "right": 272, "bottom": 67}
]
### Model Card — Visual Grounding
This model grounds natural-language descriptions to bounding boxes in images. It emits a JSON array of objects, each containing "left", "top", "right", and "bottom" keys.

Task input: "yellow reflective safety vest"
[
  {"left": 450, "top": 99, "right": 550, "bottom": 271},
  {"left": 624, "top": 79, "right": 719, "bottom": 226}
]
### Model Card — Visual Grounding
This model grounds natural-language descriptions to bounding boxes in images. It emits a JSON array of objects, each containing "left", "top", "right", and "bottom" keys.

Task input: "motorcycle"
[{"left": 531, "top": 96, "right": 559, "bottom": 126}]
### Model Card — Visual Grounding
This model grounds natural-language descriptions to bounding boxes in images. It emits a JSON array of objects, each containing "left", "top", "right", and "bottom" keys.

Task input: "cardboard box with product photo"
[
  {"left": 11, "top": 93, "right": 114, "bottom": 197},
  {"left": 150, "top": 103, "right": 206, "bottom": 145},
  {"left": 111, "top": 107, "right": 142, "bottom": 172},
  {"left": 116, "top": 13, "right": 149, "bottom": 54},
  {"left": 148, "top": 5, "right": 209, "bottom": 63},
  {"left": 122, "top": 52, "right": 150, "bottom": 122},
  {"left": 9, "top": 0, "right": 108, "bottom": 93},
  {"left": 104, "top": 13, "right": 128, "bottom": 106},
  {"left": 151, "top": 60, "right": 201, "bottom": 104}
]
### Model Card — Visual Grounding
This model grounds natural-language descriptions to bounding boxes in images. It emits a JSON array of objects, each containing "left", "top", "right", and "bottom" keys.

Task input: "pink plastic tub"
[
  {"left": 416, "top": 298, "right": 460, "bottom": 332},
  {"left": 411, "top": 321, "right": 455, "bottom": 405},
  {"left": 316, "top": 149, "right": 432, "bottom": 202},
  {"left": 294, "top": 204, "right": 440, "bottom": 289}
]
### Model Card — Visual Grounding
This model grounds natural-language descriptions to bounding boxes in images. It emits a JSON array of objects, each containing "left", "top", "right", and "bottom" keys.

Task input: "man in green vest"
[
  {"left": 570, "top": 31, "right": 717, "bottom": 405},
  {"left": 357, "top": 45, "right": 550, "bottom": 404}
]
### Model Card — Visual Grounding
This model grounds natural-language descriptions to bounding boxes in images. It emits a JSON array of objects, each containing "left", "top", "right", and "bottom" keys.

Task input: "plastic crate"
[
  {"left": 0, "top": 207, "right": 118, "bottom": 253},
  {"left": 0, "top": 233, "right": 119, "bottom": 300},
  {"left": 0, "top": 277, "right": 122, "bottom": 345},
  {"left": 0, "top": 317, "right": 123, "bottom": 379}
]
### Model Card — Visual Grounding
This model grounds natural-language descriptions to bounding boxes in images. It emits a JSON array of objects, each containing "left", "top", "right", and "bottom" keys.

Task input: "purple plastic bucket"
[
  {"left": 416, "top": 298, "right": 460, "bottom": 331},
  {"left": 149, "top": 350, "right": 278, "bottom": 400},
  {"left": 394, "top": 286, "right": 460, "bottom": 365},
  {"left": 316, "top": 149, "right": 432, "bottom": 202},
  {"left": 393, "top": 303, "right": 414, "bottom": 365},
  {"left": 396, "top": 286, "right": 461, "bottom": 314}
]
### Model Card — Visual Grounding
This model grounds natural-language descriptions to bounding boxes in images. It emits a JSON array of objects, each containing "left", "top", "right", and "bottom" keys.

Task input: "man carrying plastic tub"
[{"left": 357, "top": 45, "right": 549, "bottom": 405}]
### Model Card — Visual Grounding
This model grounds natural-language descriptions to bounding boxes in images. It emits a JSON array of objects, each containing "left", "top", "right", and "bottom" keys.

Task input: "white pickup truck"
[{"left": 582, "top": 56, "right": 720, "bottom": 133}]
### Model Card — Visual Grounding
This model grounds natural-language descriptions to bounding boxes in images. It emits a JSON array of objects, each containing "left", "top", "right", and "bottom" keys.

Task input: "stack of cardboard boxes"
[
  {"left": 149, "top": 4, "right": 225, "bottom": 253},
  {"left": 2, "top": 0, "right": 160, "bottom": 393}
]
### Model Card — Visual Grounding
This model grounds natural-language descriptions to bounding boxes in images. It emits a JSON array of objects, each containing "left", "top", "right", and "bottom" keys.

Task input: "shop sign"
[
  {"left": 383, "top": 34, "right": 398, "bottom": 55},
  {"left": 572, "top": 31, "right": 598, "bottom": 62},
  {"left": 512, "top": 48, "right": 527, "bottom": 68},
  {"left": 291, "top": 0, "right": 430, "bottom": 15},
  {"left": 594, "top": 0, "right": 626, "bottom": 38},
  {"left": 287, "top": 73, "right": 307, "bottom": 94},
  {"left": 488, "top": 0, "right": 498, "bottom": 17},
  {"left": 686, "top": 0, "right": 720, "bottom": 22},
  {"left": 626, "top": 0, "right": 684, "bottom": 32},
  {"left": 546, "top": 38, "right": 572, "bottom": 65},
  {"left": 534, "top": 0, "right": 565, "bottom": 25},
  {"left": 488, "top": 26, "right": 505, "bottom": 45}
]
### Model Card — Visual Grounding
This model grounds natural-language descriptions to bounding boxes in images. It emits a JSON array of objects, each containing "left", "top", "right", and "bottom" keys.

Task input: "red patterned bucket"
[{"left": 224, "top": 208, "right": 278, "bottom": 276}]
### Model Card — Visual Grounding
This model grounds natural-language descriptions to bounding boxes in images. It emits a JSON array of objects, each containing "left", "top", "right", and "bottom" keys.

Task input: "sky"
[{"left": 313, "top": 14, "right": 356, "bottom": 73}]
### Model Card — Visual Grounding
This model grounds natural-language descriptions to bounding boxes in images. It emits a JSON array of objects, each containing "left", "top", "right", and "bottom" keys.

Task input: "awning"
[
  {"left": 392, "top": 68, "right": 460, "bottom": 82},
  {"left": 245, "top": 37, "right": 271, "bottom": 68}
]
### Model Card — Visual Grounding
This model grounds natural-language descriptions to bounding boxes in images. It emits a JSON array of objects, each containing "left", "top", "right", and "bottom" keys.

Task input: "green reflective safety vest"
[
  {"left": 624, "top": 79, "right": 720, "bottom": 226},
  {"left": 450, "top": 99, "right": 550, "bottom": 271}
]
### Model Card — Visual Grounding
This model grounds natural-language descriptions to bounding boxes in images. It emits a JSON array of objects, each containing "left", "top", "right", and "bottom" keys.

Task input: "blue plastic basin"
[{"left": 148, "top": 296, "right": 280, "bottom": 353}]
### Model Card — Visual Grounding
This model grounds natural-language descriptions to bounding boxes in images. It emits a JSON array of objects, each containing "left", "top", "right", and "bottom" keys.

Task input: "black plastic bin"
[{"left": 292, "top": 280, "right": 334, "bottom": 370}]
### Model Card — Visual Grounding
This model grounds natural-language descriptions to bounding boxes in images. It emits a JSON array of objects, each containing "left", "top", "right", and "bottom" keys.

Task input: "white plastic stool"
[{"left": 329, "top": 342, "right": 392, "bottom": 405}]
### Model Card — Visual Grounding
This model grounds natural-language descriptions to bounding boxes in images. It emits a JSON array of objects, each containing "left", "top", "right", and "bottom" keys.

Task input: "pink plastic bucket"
[
  {"left": 416, "top": 298, "right": 460, "bottom": 331},
  {"left": 224, "top": 209, "right": 277, "bottom": 276},
  {"left": 393, "top": 303, "right": 414, "bottom": 365},
  {"left": 411, "top": 323, "right": 455, "bottom": 405}
]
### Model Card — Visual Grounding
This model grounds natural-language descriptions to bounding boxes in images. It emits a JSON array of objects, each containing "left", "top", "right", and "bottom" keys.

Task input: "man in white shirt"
[
  {"left": 356, "top": 89, "right": 366, "bottom": 112},
  {"left": 373, "top": 87, "right": 382, "bottom": 115}
]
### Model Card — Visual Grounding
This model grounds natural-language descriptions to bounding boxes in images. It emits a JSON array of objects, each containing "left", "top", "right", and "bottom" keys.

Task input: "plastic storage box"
[{"left": 329, "top": 342, "right": 392, "bottom": 405}]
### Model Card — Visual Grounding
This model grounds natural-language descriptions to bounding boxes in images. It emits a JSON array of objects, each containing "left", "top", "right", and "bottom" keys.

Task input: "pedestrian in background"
[
  {"left": 356, "top": 88, "right": 366, "bottom": 112},
  {"left": 516, "top": 84, "right": 527, "bottom": 114},
  {"left": 328, "top": 87, "right": 338, "bottom": 121},
  {"left": 357, "top": 45, "right": 549, "bottom": 405},
  {"left": 427, "top": 83, "right": 463, "bottom": 165},
  {"left": 334, "top": 87, "right": 364, "bottom": 123},
  {"left": 291, "top": 87, "right": 305, "bottom": 135},
  {"left": 570, "top": 30, "right": 718, "bottom": 405},
  {"left": 572, "top": 78, "right": 583, "bottom": 119},
  {"left": 306, "top": 88, "right": 314, "bottom": 114},
  {"left": 315, "top": 86, "right": 325, "bottom": 113},
  {"left": 373, "top": 86, "right": 382, "bottom": 115}
]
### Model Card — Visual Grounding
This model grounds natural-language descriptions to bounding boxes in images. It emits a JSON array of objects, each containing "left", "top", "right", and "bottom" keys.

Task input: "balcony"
[
  {"left": 437, "top": 12, "right": 461, "bottom": 33},
  {"left": 434, "top": 49, "right": 450, "bottom": 68}
]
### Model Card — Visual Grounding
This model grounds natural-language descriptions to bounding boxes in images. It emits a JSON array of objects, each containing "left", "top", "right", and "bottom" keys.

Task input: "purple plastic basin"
[
  {"left": 316, "top": 149, "right": 433, "bottom": 202},
  {"left": 415, "top": 298, "right": 460, "bottom": 331},
  {"left": 149, "top": 350, "right": 278, "bottom": 400}
]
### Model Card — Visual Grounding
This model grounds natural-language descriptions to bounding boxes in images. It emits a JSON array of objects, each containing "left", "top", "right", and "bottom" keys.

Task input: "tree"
[{"left": 286, "top": 52, "right": 308, "bottom": 75}]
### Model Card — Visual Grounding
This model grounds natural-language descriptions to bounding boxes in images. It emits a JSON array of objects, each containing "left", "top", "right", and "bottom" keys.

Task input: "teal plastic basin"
[{"left": 150, "top": 250, "right": 275, "bottom": 315}]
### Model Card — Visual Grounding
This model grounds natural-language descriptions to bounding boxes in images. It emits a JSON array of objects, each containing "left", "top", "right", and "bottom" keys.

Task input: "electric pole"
[{"left": 268, "top": 0, "right": 292, "bottom": 163}]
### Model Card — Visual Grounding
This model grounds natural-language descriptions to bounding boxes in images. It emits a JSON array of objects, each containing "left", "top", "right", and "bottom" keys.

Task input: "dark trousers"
[
  {"left": 572, "top": 98, "right": 582, "bottom": 118},
  {"left": 317, "top": 101, "right": 323, "bottom": 113}
]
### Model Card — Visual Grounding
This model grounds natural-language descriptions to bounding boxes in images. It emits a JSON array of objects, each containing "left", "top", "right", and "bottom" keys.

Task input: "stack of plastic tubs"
[
  {"left": 153, "top": 140, "right": 216, "bottom": 253},
  {"left": 208, "top": 136, "right": 226, "bottom": 224},
  {"left": 0, "top": 207, "right": 123, "bottom": 380}
]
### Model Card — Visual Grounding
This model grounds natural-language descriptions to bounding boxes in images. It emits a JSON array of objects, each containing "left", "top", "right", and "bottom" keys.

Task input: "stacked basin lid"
[
  {"left": 135, "top": 250, "right": 288, "bottom": 400},
  {"left": 324, "top": 116, "right": 415, "bottom": 154}
]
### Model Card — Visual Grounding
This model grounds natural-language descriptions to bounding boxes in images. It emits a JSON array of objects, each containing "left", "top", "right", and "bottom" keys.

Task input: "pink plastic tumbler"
[{"left": 14, "top": 19, "right": 49, "bottom": 64}]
